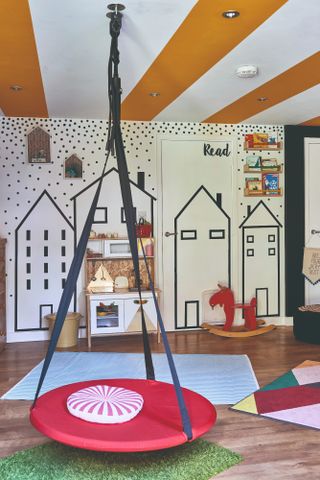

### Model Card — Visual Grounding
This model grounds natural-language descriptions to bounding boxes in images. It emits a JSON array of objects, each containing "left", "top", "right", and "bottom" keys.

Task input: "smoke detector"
[{"left": 235, "top": 65, "right": 258, "bottom": 78}]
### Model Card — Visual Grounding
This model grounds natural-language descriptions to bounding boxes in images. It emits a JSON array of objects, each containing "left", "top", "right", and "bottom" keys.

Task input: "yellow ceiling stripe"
[
  {"left": 121, "top": 0, "right": 288, "bottom": 121},
  {"left": 0, "top": 0, "right": 47, "bottom": 117},
  {"left": 205, "top": 52, "right": 320, "bottom": 124},
  {"left": 300, "top": 116, "right": 320, "bottom": 126}
]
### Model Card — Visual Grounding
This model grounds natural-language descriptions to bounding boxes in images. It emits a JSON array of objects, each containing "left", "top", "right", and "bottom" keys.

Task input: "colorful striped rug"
[
  {"left": 1, "top": 352, "right": 258, "bottom": 405},
  {"left": 232, "top": 360, "right": 320, "bottom": 429}
]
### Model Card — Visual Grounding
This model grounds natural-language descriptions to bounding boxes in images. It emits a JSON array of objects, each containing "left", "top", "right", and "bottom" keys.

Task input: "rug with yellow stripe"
[{"left": 231, "top": 360, "right": 320, "bottom": 429}]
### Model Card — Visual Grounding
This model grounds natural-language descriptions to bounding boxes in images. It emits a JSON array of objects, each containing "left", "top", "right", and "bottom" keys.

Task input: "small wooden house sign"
[
  {"left": 27, "top": 127, "right": 51, "bottom": 163},
  {"left": 64, "top": 154, "right": 83, "bottom": 179}
]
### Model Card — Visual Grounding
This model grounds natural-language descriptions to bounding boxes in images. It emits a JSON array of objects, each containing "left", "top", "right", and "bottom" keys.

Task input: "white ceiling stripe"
[
  {"left": 241, "top": 84, "right": 320, "bottom": 125},
  {"left": 155, "top": 0, "right": 320, "bottom": 123},
  {"left": 29, "top": 0, "right": 197, "bottom": 118}
]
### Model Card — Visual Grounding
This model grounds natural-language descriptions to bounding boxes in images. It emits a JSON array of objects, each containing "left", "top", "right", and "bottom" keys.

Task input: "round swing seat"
[{"left": 30, "top": 378, "right": 217, "bottom": 452}]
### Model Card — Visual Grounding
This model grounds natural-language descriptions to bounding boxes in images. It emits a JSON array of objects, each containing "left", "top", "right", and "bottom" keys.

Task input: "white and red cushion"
[{"left": 66, "top": 385, "right": 144, "bottom": 424}]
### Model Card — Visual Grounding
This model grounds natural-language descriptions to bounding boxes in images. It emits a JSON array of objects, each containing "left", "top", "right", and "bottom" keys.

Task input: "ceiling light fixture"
[
  {"left": 222, "top": 10, "right": 240, "bottom": 19},
  {"left": 10, "top": 85, "right": 23, "bottom": 91},
  {"left": 258, "top": 97, "right": 268, "bottom": 102},
  {"left": 149, "top": 92, "right": 160, "bottom": 97},
  {"left": 236, "top": 65, "right": 258, "bottom": 78}
]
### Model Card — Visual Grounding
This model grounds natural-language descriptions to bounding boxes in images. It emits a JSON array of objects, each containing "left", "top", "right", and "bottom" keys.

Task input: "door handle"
[{"left": 164, "top": 231, "right": 178, "bottom": 237}]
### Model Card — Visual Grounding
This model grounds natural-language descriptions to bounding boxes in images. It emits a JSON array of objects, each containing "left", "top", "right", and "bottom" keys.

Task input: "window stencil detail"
[
  {"left": 121, "top": 207, "right": 137, "bottom": 224},
  {"left": 181, "top": 230, "right": 197, "bottom": 240},
  {"left": 209, "top": 229, "right": 225, "bottom": 239},
  {"left": 246, "top": 235, "right": 254, "bottom": 243},
  {"left": 93, "top": 207, "right": 108, "bottom": 224}
]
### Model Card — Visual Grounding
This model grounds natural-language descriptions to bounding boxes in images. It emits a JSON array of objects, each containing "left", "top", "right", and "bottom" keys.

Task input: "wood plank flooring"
[{"left": 1, "top": 327, "right": 320, "bottom": 478}]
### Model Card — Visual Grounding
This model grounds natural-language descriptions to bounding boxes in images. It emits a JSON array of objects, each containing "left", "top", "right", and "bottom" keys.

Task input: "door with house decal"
[{"left": 160, "top": 137, "right": 234, "bottom": 331}]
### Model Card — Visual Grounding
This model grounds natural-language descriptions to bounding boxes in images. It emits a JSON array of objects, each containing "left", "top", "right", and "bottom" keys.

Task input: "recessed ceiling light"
[
  {"left": 222, "top": 10, "right": 240, "bottom": 19},
  {"left": 149, "top": 92, "right": 160, "bottom": 97},
  {"left": 10, "top": 85, "right": 23, "bottom": 91},
  {"left": 258, "top": 97, "right": 268, "bottom": 102}
]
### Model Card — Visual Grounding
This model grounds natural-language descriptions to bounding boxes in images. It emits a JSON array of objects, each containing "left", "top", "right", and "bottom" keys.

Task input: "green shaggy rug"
[{"left": 0, "top": 439, "right": 242, "bottom": 480}]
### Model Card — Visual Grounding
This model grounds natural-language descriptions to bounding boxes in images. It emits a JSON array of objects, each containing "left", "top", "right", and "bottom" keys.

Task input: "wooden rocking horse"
[{"left": 201, "top": 284, "right": 276, "bottom": 338}]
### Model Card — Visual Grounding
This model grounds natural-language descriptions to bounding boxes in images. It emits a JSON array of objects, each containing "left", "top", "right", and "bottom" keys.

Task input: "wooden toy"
[{"left": 202, "top": 284, "right": 275, "bottom": 337}]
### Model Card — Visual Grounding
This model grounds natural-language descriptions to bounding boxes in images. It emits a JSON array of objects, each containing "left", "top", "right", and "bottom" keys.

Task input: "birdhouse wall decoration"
[
  {"left": 27, "top": 127, "right": 51, "bottom": 163},
  {"left": 64, "top": 154, "right": 83, "bottom": 179}
]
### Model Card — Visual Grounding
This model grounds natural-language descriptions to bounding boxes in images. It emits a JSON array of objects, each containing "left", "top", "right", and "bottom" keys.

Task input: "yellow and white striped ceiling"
[{"left": 1, "top": 0, "right": 319, "bottom": 124}]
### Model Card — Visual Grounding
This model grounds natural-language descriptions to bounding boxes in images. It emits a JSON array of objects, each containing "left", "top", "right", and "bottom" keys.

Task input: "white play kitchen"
[{"left": 85, "top": 235, "right": 159, "bottom": 347}]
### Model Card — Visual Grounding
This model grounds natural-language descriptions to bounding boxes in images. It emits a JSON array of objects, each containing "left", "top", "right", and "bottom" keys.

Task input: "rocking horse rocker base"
[
  {"left": 202, "top": 285, "right": 276, "bottom": 338},
  {"left": 202, "top": 322, "right": 276, "bottom": 338}
]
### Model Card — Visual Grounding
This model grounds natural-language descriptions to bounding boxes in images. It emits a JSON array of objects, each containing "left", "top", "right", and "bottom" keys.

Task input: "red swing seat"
[{"left": 30, "top": 378, "right": 217, "bottom": 452}]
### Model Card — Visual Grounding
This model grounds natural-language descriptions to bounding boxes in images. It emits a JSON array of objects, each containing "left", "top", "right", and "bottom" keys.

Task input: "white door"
[
  {"left": 305, "top": 138, "right": 320, "bottom": 304},
  {"left": 159, "top": 137, "right": 234, "bottom": 331}
]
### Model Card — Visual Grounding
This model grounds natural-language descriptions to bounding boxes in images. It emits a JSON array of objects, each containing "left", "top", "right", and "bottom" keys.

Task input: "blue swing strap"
[
  {"left": 108, "top": 11, "right": 155, "bottom": 382},
  {"left": 32, "top": 154, "right": 109, "bottom": 407},
  {"left": 138, "top": 238, "right": 193, "bottom": 440},
  {"left": 31, "top": 8, "right": 155, "bottom": 407},
  {"left": 32, "top": 7, "right": 193, "bottom": 441},
  {"left": 108, "top": 11, "right": 192, "bottom": 440}
]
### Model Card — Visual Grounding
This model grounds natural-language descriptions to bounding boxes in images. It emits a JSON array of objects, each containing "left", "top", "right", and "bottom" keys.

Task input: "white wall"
[{"left": 0, "top": 118, "right": 285, "bottom": 342}]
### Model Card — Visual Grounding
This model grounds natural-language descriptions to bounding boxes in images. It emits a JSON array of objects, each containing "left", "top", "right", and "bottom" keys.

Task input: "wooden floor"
[{"left": 1, "top": 327, "right": 320, "bottom": 478}]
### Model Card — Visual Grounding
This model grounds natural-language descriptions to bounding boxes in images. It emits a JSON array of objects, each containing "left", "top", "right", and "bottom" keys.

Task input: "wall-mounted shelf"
[
  {"left": 244, "top": 188, "right": 283, "bottom": 197},
  {"left": 243, "top": 165, "right": 283, "bottom": 174},
  {"left": 244, "top": 141, "right": 282, "bottom": 151}
]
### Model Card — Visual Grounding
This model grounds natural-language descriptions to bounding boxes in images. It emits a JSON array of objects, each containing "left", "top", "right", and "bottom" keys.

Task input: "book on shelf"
[
  {"left": 245, "top": 133, "right": 278, "bottom": 149},
  {"left": 246, "top": 155, "right": 261, "bottom": 169},
  {"left": 246, "top": 178, "right": 263, "bottom": 192},
  {"left": 260, "top": 158, "right": 279, "bottom": 169},
  {"left": 262, "top": 172, "right": 280, "bottom": 194}
]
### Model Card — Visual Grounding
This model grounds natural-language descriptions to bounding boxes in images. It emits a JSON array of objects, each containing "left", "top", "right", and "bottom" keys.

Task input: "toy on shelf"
[{"left": 201, "top": 284, "right": 276, "bottom": 337}]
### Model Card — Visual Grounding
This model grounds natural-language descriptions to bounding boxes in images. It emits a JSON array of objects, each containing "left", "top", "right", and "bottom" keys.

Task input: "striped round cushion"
[{"left": 66, "top": 385, "right": 144, "bottom": 424}]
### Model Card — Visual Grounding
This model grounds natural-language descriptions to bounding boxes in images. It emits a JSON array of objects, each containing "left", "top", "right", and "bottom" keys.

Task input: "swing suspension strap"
[{"left": 31, "top": 8, "right": 192, "bottom": 441}]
